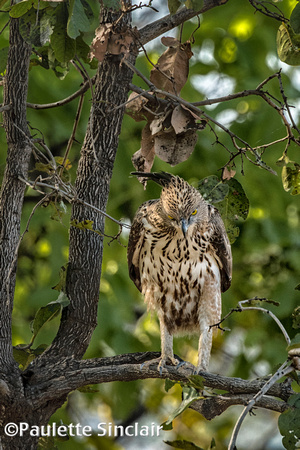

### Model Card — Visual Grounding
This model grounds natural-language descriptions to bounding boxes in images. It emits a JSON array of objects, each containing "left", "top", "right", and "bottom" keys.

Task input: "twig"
[
  {"left": 18, "top": 176, "right": 131, "bottom": 230},
  {"left": 59, "top": 94, "right": 84, "bottom": 178},
  {"left": 25, "top": 76, "right": 96, "bottom": 110},
  {"left": 211, "top": 297, "right": 291, "bottom": 346},
  {"left": 5, "top": 193, "right": 53, "bottom": 303},
  {"left": 228, "top": 360, "right": 294, "bottom": 450}
]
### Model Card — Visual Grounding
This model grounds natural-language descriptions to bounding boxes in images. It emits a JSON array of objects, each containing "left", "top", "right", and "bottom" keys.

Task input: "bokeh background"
[{"left": 0, "top": 0, "right": 299, "bottom": 448}]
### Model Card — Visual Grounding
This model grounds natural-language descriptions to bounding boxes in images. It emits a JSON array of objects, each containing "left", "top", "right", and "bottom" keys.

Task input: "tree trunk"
[
  {"left": 39, "top": 6, "right": 136, "bottom": 363},
  {"left": 0, "top": 18, "right": 40, "bottom": 450}
]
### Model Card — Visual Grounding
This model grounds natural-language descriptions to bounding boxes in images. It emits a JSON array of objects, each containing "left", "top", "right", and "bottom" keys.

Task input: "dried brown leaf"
[
  {"left": 126, "top": 92, "right": 149, "bottom": 122},
  {"left": 107, "top": 31, "right": 133, "bottom": 57},
  {"left": 222, "top": 166, "right": 236, "bottom": 180},
  {"left": 161, "top": 36, "right": 180, "bottom": 48},
  {"left": 132, "top": 123, "right": 155, "bottom": 178},
  {"left": 90, "top": 26, "right": 133, "bottom": 62},
  {"left": 150, "top": 38, "right": 193, "bottom": 95},
  {"left": 171, "top": 105, "right": 192, "bottom": 134},
  {"left": 90, "top": 24, "right": 112, "bottom": 62},
  {"left": 154, "top": 128, "right": 197, "bottom": 166}
]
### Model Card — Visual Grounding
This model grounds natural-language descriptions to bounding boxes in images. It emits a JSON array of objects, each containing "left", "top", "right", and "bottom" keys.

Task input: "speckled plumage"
[{"left": 127, "top": 172, "right": 232, "bottom": 372}]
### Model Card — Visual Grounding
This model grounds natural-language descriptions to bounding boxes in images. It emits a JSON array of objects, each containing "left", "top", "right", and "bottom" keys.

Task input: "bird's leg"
[
  {"left": 158, "top": 319, "right": 179, "bottom": 372},
  {"left": 140, "top": 320, "right": 178, "bottom": 374},
  {"left": 196, "top": 326, "right": 212, "bottom": 373}
]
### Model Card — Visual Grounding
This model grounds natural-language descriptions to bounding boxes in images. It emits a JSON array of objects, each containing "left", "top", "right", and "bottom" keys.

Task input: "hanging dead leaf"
[
  {"left": 154, "top": 128, "right": 197, "bottom": 166},
  {"left": 150, "top": 37, "right": 193, "bottom": 95},
  {"left": 132, "top": 123, "right": 155, "bottom": 177},
  {"left": 90, "top": 25, "right": 134, "bottom": 62},
  {"left": 222, "top": 166, "right": 236, "bottom": 180},
  {"left": 171, "top": 105, "right": 207, "bottom": 134},
  {"left": 90, "top": 24, "right": 112, "bottom": 62},
  {"left": 107, "top": 30, "right": 133, "bottom": 57},
  {"left": 171, "top": 105, "right": 192, "bottom": 134},
  {"left": 126, "top": 92, "right": 150, "bottom": 122}
]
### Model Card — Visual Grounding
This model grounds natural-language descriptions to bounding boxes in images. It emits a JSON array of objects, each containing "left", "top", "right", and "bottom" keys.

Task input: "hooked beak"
[{"left": 181, "top": 218, "right": 188, "bottom": 236}]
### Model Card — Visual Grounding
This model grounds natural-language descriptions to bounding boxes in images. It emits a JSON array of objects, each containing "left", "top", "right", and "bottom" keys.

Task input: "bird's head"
[{"left": 160, "top": 175, "right": 208, "bottom": 237}]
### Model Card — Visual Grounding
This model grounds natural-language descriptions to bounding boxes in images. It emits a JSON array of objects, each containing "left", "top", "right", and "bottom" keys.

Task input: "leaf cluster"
[{"left": 3, "top": 0, "right": 98, "bottom": 78}]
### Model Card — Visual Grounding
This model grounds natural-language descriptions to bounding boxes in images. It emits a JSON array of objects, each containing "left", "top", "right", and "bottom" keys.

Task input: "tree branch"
[
  {"left": 25, "top": 352, "right": 295, "bottom": 411},
  {"left": 138, "top": 0, "right": 229, "bottom": 45}
]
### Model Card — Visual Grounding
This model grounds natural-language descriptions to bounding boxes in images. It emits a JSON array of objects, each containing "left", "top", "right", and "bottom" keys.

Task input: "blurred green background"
[{"left": 0, "top": 0, "right": 299, "bottom": 449}]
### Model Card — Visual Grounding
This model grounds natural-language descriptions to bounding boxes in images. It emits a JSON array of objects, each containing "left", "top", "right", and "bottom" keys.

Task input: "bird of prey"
[{"left": 127, "top": 172, "right": 232, "bottom": 373}]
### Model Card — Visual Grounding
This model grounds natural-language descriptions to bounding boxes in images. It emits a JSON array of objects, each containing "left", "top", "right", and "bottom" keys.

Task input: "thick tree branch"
[
  {"left": 24, "top": 352, "right": 294, "bottom": 415},
  {"left": 138, "top": 0, "right": 228, "bottom": 45}
]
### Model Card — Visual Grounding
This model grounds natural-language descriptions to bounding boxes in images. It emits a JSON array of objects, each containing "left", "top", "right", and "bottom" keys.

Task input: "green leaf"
[
  {"left": 290, "top": 3, "right": 300, "bottom": 34},
  {"left": 164, "top": 439, "right": 205, "bottom": 449},
  {"left": 198, "top": 176, "right": 249, "bottom": 243},
  {"left": 168, "top": 0, "right": 182, "bottom": 14},
  {"left": 0, "top": 47, "right": 8, "bottom": 75},
  {"left": 52, "top": 264, "right": 68, "bottom": 292},
  {"left": 287, "top": 333, "right": 300, "bottom": 352},
  {"left": 71, "top": 218, "right": 94, "bottom": 230},
  {"left": 18, "top": 8, "right": 54, "bottom": 46},
  {"left": 47, "top": 47, "right": 70, "bottom": 79},
  {"left": 198, "top": 175, "right": 229, "bottom": 204},
  {"left": 278, "top": 393, "right": 300, "bottom": 450},
  {"left": 292, "top": 306, "right": 300, "bottom": 329},
  {"left": 30, "top": 292, "right": 70, "bottom": 343},
  {"left": 165, "top": 378, "right": 177, "bottom": 392},
  {"left": 9, "top": 0, "right": 32, "bottom": 18},
  {"left": 67, "top": 0, "right": 91, "bottom": 39},
  {"left": 102, "top": 0, "right": 121, "bottom": 9},
  {"left": 184, "top": 0, "right": 203, "bottom": 11},
  {"left": 277, "top": 23, "right": 300, "bottom": 66},
  {"left": 161, "top": 386, "right": 201, "bottom": 430},
  {"left": 50, "top": 4, "right": 76, "bottom": 63},
  {"left": 282, "top": 164, "right": 300, "bottom": 195},
  {"left": 188, "top": 375, "right": 205, "bottom": 390}
]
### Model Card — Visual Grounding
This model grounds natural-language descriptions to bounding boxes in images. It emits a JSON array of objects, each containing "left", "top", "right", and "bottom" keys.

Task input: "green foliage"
[
  {"left": 164, "top": 439, "right": 205, "bottom": 449},
  {"left": 198, "top": 175, "right": 249, "bottom": 243},
  {"left": 278, "top": 393, "right": 300, "bottom": 450},
  {"left": 30, "top": 291, "right": 70, "bottom": 344},
  {"left": 162, "top": 386, "right": 202, "bottom": 430},
  {"left": 167, "top": 0, "right": 203, "bottom": 15}
]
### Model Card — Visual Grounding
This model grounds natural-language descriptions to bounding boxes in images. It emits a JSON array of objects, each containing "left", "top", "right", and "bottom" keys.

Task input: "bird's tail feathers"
[{"left": 131, "top": 171, "right": 175, "bottom": 187}]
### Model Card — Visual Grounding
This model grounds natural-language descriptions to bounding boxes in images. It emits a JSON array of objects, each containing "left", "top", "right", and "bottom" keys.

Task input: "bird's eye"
[
  {"left": 191, "top": 209, "right": 197, "bottom": 216},
  {"left": 168, "top": 215, "right": 174, "bottom": 220}
]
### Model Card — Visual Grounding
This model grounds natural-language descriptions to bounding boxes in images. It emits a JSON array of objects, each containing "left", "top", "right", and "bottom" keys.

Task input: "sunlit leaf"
[
  {"left": 161, "top": 386, "right": 201, "bottom": 430},
  {"left": 9, "top": 0, "right": 32, "bottom": 18},
  {"left": 165, "top": 379, "right": 177, "bottom": 392},
  {"left": 277, "top": 23, "right": 300, "bottom": 66},
  {"left": 282, "top": 164, "right": 300, "bottom": 195},
  {"left": 30, "top": 292, "right": 70, "bottom": 343}
]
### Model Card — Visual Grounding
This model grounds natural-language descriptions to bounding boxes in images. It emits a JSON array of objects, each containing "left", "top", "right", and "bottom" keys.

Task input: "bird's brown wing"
[
  {"left": 208, "top": 205, "right": 232, "bottom": 292},
  {"left": 127, "top": 200, "right": 158, "bottom": 292}
]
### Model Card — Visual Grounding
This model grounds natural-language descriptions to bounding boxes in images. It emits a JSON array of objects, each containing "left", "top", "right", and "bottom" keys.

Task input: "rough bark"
[
  {"left": 37, "top": 7, "right": 137, "bottom": 363},
  {"left": 0, "top": 18, "right": 39, "bottom": 450}
]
